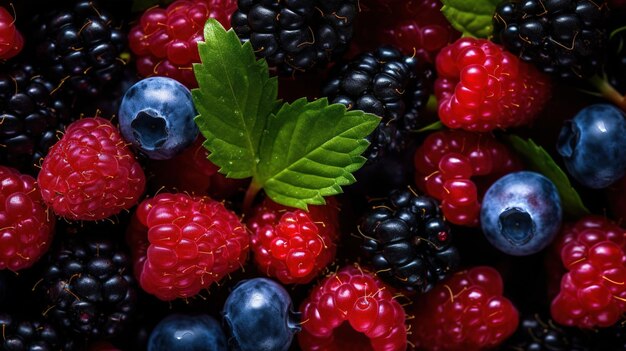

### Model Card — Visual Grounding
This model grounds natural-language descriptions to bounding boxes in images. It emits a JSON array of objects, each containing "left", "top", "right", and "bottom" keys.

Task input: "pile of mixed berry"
[{"left": 2, "top": 0, "right": 626, "bottom": 350}]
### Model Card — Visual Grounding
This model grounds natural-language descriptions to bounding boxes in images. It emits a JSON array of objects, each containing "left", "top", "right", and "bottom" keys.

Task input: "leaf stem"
[
  {"left": 588, "top": 75, "right": 626, "bottom": 111},
  {"left": 243, "top": 179, "right": 262, "bottom": 214}
]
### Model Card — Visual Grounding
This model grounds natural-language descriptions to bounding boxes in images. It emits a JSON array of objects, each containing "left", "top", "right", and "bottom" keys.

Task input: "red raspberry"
[
  {"left": 435, "top": 38, "right": 552, "bottom": 131},
  {"left": 38, "top": 117, "right": 146, "bottom": 221},
  {"left": 0, "top": 166, "right": 54, "bottom": 271},
  {"left": 147, "top": 136, "right": 218, "bottom": 194},
  {"left": 411, "top": 266, "right": 519, "bottom": 351},
  {"left": 126, "top": 193, "right": 249, "bottom": 301},
  {"left": 355, "top": 0, "right": 460, "bottom": 64},
  {"left": 247, "top": 198, "right": 339, "bottom": 284},
  {"left": 413, "top": 130, "right": 522, "bottom": 226},
  {"left": 0, "top": 6, "right": 23, "bottom": 60},
  {"left": 551, "top": 216, "right": 626, "bottom": 328},
  {"left": 298, "top": 265, "right": 407, "bottom": 351},
  {"left": 128, "top": 0, "right": 236, "bottom": 88}
]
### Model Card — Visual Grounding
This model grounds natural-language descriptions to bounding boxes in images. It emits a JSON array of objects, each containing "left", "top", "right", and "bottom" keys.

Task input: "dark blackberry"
[
  {"left": 32, "top": 0, "right": 126, "bottom": 96},
  {"left": 0, "top": 313, "right": 76, "bottom": 351},
  {"left": 503, "top": 314, "right": 593, "bottom": 351},
  {"left": 492, "top": 0, "right": 609, "bottom": 79},
  {"left": 0, "top": 61, "right": 72, "bottom": 174},
  {"left": 231, "top": 0, "right": 357, "bottom": 75},
  {"left": 321, "top": 46, "right": 433, "bottom": 161},
  {"left": 37, "top": 229, "right": 137, "bottom": 340},
  {"left": 359, "top": 188, "right": 459, "bottom": 293}
]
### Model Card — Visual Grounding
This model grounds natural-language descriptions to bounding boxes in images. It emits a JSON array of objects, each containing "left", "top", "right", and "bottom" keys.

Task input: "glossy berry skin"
[
  {"left": 38, "top": 117, "right": 146, "bottom": 221},
  {"left": 148, "top": 314, "right": 227, "bottom": 351},
  {"left": 551, "top": 216, "right": 626, "bottom": 329},
  {"left": 247, "top": 198, "right": 339, "bottom": 285},
  {"left": 557, "top": 104, "right": 626, "bottom": 189},
  {"left": 127, "top": 193, "right": 249, "bottom": 301},
  {"left": 119, "top": 77, "right": 198, "bottom": 160},
  {"left": 411, "top": 266, "right": 519, "bottom": 351},
  {"left": 0, "top": 6, "right": 23, "bottom": 59},
  {"left": 503, "top": 314, "right": 593, "bottom": 351},
  {"left": 299, "top": 265, "right": 407, "bottom": 351},
  {"left": 493, "top": 0, "right": 609, "bottom": 80},
  {"left": 0, "top": 166, "right": 54, "bottom": 271},
  {"left": 481, "top": 171, "right": 562, "bottom": 256},
  {"left": 414, "top": 130, "right": 522, "bottom": 226},
  {"left": 360, "top": 188, "right": 459, "bottom": 293},
  {"left": 0, "top": 313, "right": 75, "bottom": 351},
  {"left": 223, "top": 278, "right": 300, "bottom": 351},
  {"left": 355, "top": 0, "right": 460, "bottom": 64},
  {"left": 231, "top": 0, "right": 357, "bottom": 75},
  {"left": 129, "top": 0, "right": 236, "bottom": 88},
  {"left": 435, "top": 38, "right": 552, "bottom": 131}
]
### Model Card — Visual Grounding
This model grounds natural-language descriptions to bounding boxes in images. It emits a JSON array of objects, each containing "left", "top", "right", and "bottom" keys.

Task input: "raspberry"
[
  {"left": 360, "top": 188, "right": 460, "bottom": 292},
  {"left": 0, "top": 61, "right": 73, "bottom": 174},
  {"left": 126, "top": 193, "right": 249, "bottom": 301},
  {"left": 413, "top": 130, "right": 522, "bottom": 226},
  {"left": 321, "top": 46, "right": 433, "bottom": 161},
  {"left": 298, "top": 265, "right": 407, "bottom": 351},
  {"left": 493, "top": 0, "right": 609, "bottom": 80},
  {"left": 435, "top": 38, "right": 552, "bottom": 131},
  {"left": 129, "top": 0, "right": 236, "bottom": 88},
  {"left": 551, "top": 216, "right": 626, "bottom": 328},
  {"left": 0, "top": 166, "right": 54, "bottom": 271},
  {"left": 33, "top": 1, "right": 126, "bottom": 96},
  {"left": 37, "top": 117, "right": 146, "bottom": 221},
  {"left": 231, "top": 0, "right": 357, "bottom": 75},
  {"left": 354, "top": 0, "right": 460, "bottom": 64},
  {"left": 37, "top": 226, "right": 137, "bottom": 339},
  {"left": 411, "top": 266, "right": 519, "bottom": 351},
  {"left": 0, "top": 6, "right": 23, "bottom": 60},
  {"left": 247, "top": 197, "right": 339, "bottom": 284}
]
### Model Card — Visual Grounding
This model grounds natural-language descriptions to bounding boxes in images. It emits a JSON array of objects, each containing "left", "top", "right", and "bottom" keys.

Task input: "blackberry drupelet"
[
  {"left": 37, "top": 229, "right": 137, "bottom": 340},
  {"left": 231, "top": 0, "right": 357, "bottom": 75},
  {"left": 33, "top": 0, "right": 126, "bottom": 96},
  {"left": 492, "top": 0, "right": 609, "bottom": 79},
  {"left": 0, "top": 61, "right": 72, "bottom": 174},
  {"left": 0, "top": 313, "right": 76, "bottom": 351},
  {"left": 503, "top": 314, "right": 592, "bottom": 351},
  {"left": 359, "top": 188, "right": 459, "bottom": 293},
  {"left": 321, "top": 46, "right": 433, "bottom": 161}
]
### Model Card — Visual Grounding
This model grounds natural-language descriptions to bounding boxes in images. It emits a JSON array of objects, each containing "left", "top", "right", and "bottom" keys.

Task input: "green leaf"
[
  {"left": 441, "top": 0, "right": 501, "bottom": 38},
  {"left": 505, "top": 135, "right": 590, "bottom": 217},
  {"left": 415, "top": 121, "right": 444, "bottom": 133},
  {"left": 131, "top": 0, "right": 175, "bottom": 13},
  {"left": 255, "top": 98, "right": 380, "bottom": 209},
  {"left": 192, "top": 19, "right": 280, "bottom": 179}
]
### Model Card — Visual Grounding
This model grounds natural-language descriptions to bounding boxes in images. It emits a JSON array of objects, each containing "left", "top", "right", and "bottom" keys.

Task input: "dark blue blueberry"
[
  {"left": 119, "top": 77, "right": 198, "bottom": 160},
  {"left": 147, "top": 314, "right": 227, "bottom": 351},
  {"left": 222, "top": 278, "right": 300, "bottom": 351},
  {"left": 557, "top": 104, "right": 626, "bottom": 189},
  {"left": 480, "top": 171, "right": 562, "bottom": 256}
]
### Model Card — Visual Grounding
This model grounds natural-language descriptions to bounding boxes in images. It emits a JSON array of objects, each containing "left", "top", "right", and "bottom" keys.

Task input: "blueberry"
[
  {"left": 557, "top": 103, "right": 626, "bottom": 189},
  {"left": 222, "top": 278, "right": 301, "bottom": 351},
  {"left": 147, "top": 314, "right": 227, "bottom": 351},
  {"left": 480, "top": 171, "right": 562, "bottom": 256},
  {"left": 119, "top": 77, "right": 198, "bottom": 160}
]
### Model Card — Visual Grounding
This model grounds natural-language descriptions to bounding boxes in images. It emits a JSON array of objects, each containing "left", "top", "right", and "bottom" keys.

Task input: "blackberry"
[
  {"left": 503, "top": 314, "right": 593, "bottom": 351},
  {"left": 0, "top": 61, "right": 72, "bottom": 174},
  {"left": 321, "top": 46, "right": 433, "bottom": 161},
  {"left": 359, "top": 188, "right": 459, "bottom": 293},
  {"left": 231, "top": 0, "right": 357, "bottom": 75},
  {"left": 37, "top": 228, "right": 137, "bottom": 340},
  {"left": 492, "top": 0, "right": 609, "bottom": 79},
  {"left": 32, "top": 0, "right": 126, "bottom": 96},
  {"left": 0, "top": 313, "right": 76, "bottom": 351}
]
